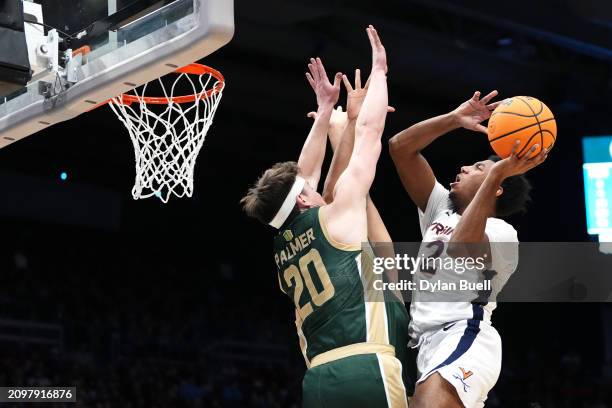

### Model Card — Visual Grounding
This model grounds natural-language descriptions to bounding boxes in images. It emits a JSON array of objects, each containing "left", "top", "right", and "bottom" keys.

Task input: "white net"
[{"left": 108, "top": 66, "right": 224, "bottom": 203}]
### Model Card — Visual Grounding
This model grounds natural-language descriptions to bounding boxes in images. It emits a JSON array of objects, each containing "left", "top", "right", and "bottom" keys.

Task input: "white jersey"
[{"left": 408, "top": 181, "right": 519, "bottom": 344}]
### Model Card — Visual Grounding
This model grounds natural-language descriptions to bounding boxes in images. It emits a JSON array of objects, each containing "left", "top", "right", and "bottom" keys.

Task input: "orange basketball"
[{"left": 487, "top": 96, "right": 556, "bottom": 158}]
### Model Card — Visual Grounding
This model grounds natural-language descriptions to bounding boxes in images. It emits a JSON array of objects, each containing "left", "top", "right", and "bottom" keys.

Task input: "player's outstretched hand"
[
  {"left": 366, "top": 25, "right": 387, "bottom": 74},
  {"left": 453, "top": 90, "right": 502, "bottom": 134},
  {"left": 491, "top": 140, "right": 549, "bottom": 179},
  {"left": 343, "top": 69, "right": 395, "bottom": 120},
  {"left": 305, "top": 57, "right": 342, "bottom": 109},
  {"left": 344, "top": 69, "right": 368, "bottom": 120}
]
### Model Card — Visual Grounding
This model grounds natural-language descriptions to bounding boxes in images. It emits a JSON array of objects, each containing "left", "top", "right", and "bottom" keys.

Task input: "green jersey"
[{"left": 273, "top": 207, "right": 410, "bottom": 372}]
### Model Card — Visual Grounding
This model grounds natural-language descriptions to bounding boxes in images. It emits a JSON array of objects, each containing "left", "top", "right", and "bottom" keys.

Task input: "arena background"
[{"left": 1, "top": 0, "right": 612, "bottom": 406}]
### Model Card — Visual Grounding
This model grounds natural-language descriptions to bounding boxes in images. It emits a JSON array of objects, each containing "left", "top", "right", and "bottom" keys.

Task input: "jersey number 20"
[{"left": 283, "top": 248, "right": 335, "bottom": 320}]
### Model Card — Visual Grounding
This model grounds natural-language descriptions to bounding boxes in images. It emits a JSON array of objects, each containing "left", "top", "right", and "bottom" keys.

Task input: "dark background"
[{"left": 1, "top": 0, "right": 612, "bottom": 406}]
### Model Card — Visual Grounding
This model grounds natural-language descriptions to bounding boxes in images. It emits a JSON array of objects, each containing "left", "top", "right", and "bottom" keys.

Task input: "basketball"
[{"left": 487, "top": 96, "right": 557, "bottom": 158}]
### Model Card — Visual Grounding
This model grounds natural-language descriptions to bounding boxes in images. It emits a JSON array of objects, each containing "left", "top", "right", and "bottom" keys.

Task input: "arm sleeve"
[
  {"left": 418, "top": 181, "right": 451, "bottom": 237},
  {"left": 485, "top": 219, "right": 519, "bottom": 275}
]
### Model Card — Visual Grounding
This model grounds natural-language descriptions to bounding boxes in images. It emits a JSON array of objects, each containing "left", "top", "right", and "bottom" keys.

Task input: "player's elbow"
[
  {"left": 389, "top": 132, "right": 417, "bottom": 158},
  {"left": 388, "top": 135, "right": 401, "bottom": 157},
  {"left": 356, "top": 122, "right": 384, "bottom": 141}
]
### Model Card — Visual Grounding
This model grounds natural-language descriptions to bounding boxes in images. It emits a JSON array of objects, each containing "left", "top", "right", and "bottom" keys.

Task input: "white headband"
[{"left": 269, "top": 176, "right": 306, "bottom": 229}]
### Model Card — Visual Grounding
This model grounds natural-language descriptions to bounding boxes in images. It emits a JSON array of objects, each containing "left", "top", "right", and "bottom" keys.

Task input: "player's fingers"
[
  {"left": 333, "top": 72, "right": 342, "bottom": 88},
  {"left": 307, "top": 63, "right": 314, "bottom": 78},
  {"left": 308, "top": 60, "right": 319, "bottom": 82},
  {"left": 305, "top": 73, "right": 315, "bottom": 89},
  {"left": 367, "top": 26, "right": 379, "bottom": 50},
  {"left": 364, "top": 75, "right": 371, "bottom": 90},
  {"left": 527, "top": 152, "right": 547, "bottom": 170},
  {"left": 316, "top": 57, "right": 328, "bottom": 82},
  {"left": 387, "top": 106, "right": 396, "bottom": 113},
  {"left": 534, "top": 149, "right": 548, "bottom": 164},
  {"left": 313, "top": 58, "right": 322, "bottom": 82},
  {"left": 472, "top": 91, "right": 481, "bottom": 101},
  {"left": 355, "top": 69, "right": 362, "bottom": 89},
  {"left": 369, "top": 25, "right": 382, "bottom": 48},
  {"left": 524, "top": 144, "right": 539, "bottom": 161},
  {"left": 481, "top": 90, "right": 498, "bottom": 104},
  {"left": 307, "top": 111, "right": 317, "bottom": 119},
  {"left": 510, "top": 139, "right": 521, "bottom": 156},
  {"left": 342, "top": 74, "right": 353, "bottom": 92},
  {"left": 487, "top": 101, "right": 502, "bottom": 110},
  {"left": 475, "top": 124, "right": 488, "bottom": 134}
]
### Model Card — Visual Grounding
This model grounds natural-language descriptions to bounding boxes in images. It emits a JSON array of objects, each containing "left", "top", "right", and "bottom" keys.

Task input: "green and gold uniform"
[{"left": 274, "top": 207, "right": 413, "bottom": 408}]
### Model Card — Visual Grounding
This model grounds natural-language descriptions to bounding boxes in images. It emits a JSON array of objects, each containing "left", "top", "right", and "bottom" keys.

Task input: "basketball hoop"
[{"left": 108, "top": 63, "right": 225, "bottom": 203}]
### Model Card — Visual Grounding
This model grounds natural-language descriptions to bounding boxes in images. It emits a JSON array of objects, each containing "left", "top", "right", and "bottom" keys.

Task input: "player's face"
[{"left": 449, "top": 159, "right": 496, "bottom": 206}]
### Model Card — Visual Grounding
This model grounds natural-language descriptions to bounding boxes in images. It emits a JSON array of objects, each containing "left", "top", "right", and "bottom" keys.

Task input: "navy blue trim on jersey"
[
  {"left": 424, "top": 304, "right": 483, "bottom": 377},
  {"left": 471, "top": 302, "right": 484, "bottom": 321}
]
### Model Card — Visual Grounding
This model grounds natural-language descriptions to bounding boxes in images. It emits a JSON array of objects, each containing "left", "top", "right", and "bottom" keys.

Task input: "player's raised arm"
[
  {"left": 319, "top": 106, "right": 348, "bottom": 153},
  {"left": 321, "top": 69, "right": 396, "bottom": 243},
  {"left": 389, "top": 90, "right": 501, "bottom": 211},
  {"left": 450, "top": 141, "right": 547, "bottom": 247},
  {"left": 322, "top": 69, "right": 365, "bottom": 203},
  {"left": 297, "top": 58, "right": 342, "bottom": 190},
  {"left": 323, "top": 25, "right": 389, "bottom": 244},
  {"left": 322, "top": 69, "right": 395, "bottom": 204}
]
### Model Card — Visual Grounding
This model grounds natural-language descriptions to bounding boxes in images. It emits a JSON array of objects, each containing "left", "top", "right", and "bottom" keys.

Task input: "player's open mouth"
[{"left": 450, "top": 174, "right": 461, "bottom": 188}]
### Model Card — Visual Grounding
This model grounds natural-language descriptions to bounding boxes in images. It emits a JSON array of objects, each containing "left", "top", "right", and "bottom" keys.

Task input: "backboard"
[{"left": 0, "top": 0, "right": 234, "bottom": 148}]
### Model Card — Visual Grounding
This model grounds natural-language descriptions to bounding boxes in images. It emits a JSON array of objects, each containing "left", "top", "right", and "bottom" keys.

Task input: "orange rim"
[
  {"left": 112, "top": 63, "right": 225, "bottom": 106},
  {"left": 72, "top": 45, "right": 92, "bottom": 57}
]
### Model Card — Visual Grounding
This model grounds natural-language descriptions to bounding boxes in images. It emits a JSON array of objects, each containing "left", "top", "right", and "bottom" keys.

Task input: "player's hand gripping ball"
[{"left": 487, "top": 96, "right": 556, "bottom": 158}]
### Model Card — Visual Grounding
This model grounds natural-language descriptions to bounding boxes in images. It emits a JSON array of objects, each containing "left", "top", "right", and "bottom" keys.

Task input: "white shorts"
[{"left": 415, "top": 319, "right": 502, "bottom": 408}]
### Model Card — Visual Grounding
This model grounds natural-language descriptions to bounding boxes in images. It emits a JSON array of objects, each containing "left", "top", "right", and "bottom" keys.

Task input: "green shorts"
[{"left": 302, "top": 352, "right": 409, "bottom": 408}]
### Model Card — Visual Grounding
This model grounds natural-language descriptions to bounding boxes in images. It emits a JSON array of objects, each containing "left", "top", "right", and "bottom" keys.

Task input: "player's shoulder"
[
  {"left": 429, "top": 180, "right": 450, "bottom": 203},
  {"left": 420, "top": 181, "right": 451, "bottom": 220},
  {"left": 317, "top": 204, "right": 363, "bottom": 252},
  {"left": 276, "top": 208, "right": 318, "bottom": 237},
  {"left": 485, "top": 217, "right": 518, "bottom": 242}
]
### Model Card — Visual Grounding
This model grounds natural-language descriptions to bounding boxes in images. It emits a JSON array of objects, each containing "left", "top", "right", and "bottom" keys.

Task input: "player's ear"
[
  {"left": 495, "top": 186, "right": 504, "bottom": 198},
  {"left": 296, "top": 194, "right": 309, "bottom": 210}
]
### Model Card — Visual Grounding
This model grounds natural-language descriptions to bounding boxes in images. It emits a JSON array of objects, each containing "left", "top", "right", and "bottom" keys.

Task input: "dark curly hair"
[{"left": 488, "top": 155, "right": 532, "bottom": 217}]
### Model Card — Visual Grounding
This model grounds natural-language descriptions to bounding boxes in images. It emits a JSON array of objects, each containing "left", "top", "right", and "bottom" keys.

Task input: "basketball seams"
[
  {"left": 490, "top": 96, "right": 544, "bottom": 118},
  {"left": 516, "top": 97, "right": 544, "bottom": 156},
  {"left": 514, "top": 130, "right": 543, "bottom": 157},
  {"left": 518, "top": 96, "right": 545, "bottom": 116},
  {"left": 491, "top": 111, "right": 538, "bottom": 118},
  {"left": 488, "top": 117, "right": 555, "bottom": 143},
  {"left": 492, "top": 129, "right": 555, "bottom": 158},
  {"left": 541, "top": 129, "right": 556, "bottom": 142},
  {"left": 488, "top": 96, "right": 556, "bottom": 158},
  {"left": 539, "top": 130, "right": 556, "bottom": 148}
]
